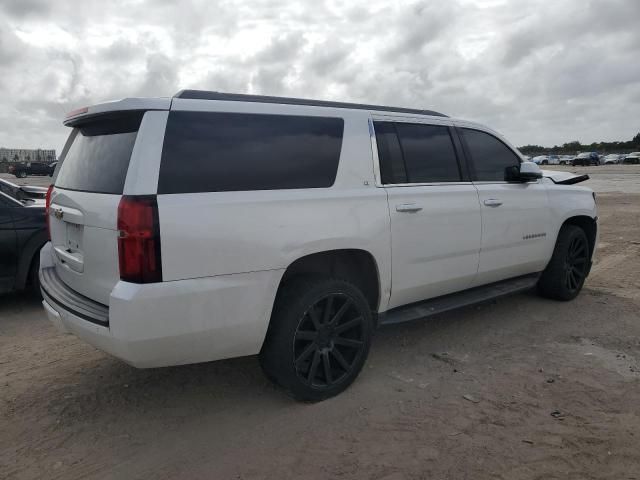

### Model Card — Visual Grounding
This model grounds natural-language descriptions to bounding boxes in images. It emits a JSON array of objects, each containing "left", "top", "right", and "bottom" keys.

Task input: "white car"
[
  {"left": 602, "top": 154, "right": 621, "bottom": 165},
  {"left": 531, "top": 155, "right": 549, "bottom": 165},
  {"left": 531, "top": 155, "right": 560, "bottom": 165},
  {"left": 40, "top": 91, "right": 598, "bottom": 401},
  {"left": 623, "top": 152, "right": 640, "bottom": 164}
]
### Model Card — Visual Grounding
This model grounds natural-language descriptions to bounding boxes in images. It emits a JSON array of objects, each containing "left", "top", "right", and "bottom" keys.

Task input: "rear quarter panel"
[{"left": 156, "top": 105, "right": 392, "bottom": 309}]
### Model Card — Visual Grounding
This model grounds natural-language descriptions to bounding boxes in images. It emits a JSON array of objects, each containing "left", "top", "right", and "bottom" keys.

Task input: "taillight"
[
  {"left": 117, "top": 196, "right": 162, "bottom": 284},
  {"left": 45, "top": 185, "right": 53, "bottom": 240}
]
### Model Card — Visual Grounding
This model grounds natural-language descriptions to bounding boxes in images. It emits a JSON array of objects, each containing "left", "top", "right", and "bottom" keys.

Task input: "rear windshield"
[
  {"left": 158, "top": 111, "right": 344, "bottom": 194},
  {"left": 55, "top": 112, "right": 144, "bottom": 194}
]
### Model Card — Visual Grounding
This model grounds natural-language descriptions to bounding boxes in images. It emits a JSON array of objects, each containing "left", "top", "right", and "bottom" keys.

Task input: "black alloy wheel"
[
  {"left": 293, "top": 293, "right": 366, "bottom": 389},
  {"left": 564, "top": 234, "right": 588, "bottom": 293},
  {"left": 260, "top": 277, "right": 373, "bottom": 401},
  {"left": 538, "top": 224, "right": 590, "bottom": 301}
]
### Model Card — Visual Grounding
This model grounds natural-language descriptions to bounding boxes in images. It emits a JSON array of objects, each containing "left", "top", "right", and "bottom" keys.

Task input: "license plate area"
[{"left": 66, "top": 222, "right": 83, "bottom": 251}]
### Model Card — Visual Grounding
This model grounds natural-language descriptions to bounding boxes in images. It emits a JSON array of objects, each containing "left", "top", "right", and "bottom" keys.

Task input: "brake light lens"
[
  {"left": 65, "top": 106, "right": 88, "bottom": 119},
  {"left": 117, "top": 196, "right": 162, "bottom": 283},
  {"left": 45, "top": 185, "right": 53, "bottom": 240}
]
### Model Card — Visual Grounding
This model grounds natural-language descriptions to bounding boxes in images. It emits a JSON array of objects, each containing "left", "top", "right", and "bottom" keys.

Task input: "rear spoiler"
[{"left": 64, "top": 98, "right": 171, "bottom": 126}]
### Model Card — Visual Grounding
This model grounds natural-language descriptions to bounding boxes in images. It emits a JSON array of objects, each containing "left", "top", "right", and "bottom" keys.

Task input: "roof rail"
[{"left": 173, "top": 90, "right": 447, "bottom": 117}]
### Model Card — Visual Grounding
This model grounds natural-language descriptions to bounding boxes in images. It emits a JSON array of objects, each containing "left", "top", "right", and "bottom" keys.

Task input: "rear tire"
[
  {"left": 260, "top": 277, "right": 373, "bottom": 402},
  {"left": 538, "top": 225, "right": 590, "bottom": 301}
]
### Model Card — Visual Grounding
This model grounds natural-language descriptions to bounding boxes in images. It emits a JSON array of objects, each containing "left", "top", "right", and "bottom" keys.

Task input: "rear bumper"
[
  {"left": 40, "top": 267, "right": 109, "bottom": 327},
  {"left": 40, "top": 263, "right": 284, "bottom": 368}
]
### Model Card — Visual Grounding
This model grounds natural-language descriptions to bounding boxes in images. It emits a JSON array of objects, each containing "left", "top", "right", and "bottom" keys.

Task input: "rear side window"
[
  {"left": 374, "top": 122, "right": 407, "bottom": 184},
  {"left": 460, "top": 128, "right": 521, "bottom": 181},
  {"left": 55, "top": 112, "right": 143, "bottom": 194},
  {"left": 158, "top": 111, "right": 344, "bottom": 194},
  {"left": 375, "top": 122, "right": 461, "bottom": 184}
]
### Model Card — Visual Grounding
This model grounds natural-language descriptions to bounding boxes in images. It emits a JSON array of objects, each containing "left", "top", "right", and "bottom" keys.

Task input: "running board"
[{"left": 378, "top": 273, "right": 540, "bottom": 326}]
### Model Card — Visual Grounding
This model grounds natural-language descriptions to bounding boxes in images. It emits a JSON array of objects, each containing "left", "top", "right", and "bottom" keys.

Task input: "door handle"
[
  {"left": 396, "top": 204, "right": 423, "bottom": 213},
  {"left": 483, "top": 198, "right": 503, "bottom": 207}
]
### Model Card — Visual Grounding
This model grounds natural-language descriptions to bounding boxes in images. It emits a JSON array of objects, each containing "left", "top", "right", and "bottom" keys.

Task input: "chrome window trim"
[
  {"left": 382, "top": 182, "right": 475, "bottom": 188},
  {"left": 368, "top": 118, "right": 383, "bottom": 187},
  {"left": 472, "top": 180, "right": 541, "bottom": 185},
  {"left": 0, "top": 190, "right": 23, "bottom": 207}
]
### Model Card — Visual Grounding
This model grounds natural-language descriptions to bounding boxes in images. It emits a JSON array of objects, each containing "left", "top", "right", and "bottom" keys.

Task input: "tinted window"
[
  {"left": 0, "top": 181, "right": 19, "bottom": 200},
  {"left": 0, "top": 192, "right": 16, "bottom": 207},
  {"left": 375, "top": 122, "right": 461, "bottom": 184},
  {"left": 55, "top": 113, "right": 143, "bottom": 194},
  {"left": 158, "top": 111, "right": 344, "bottom": 194},
  {"left": 461, "top": 128, "right": 520, "bottom": 181},
  {"left": 395, "top": 123, "right": 461, "bottom": 183},
  {"left": 374, "top": 122, "right": 407, "bottom": 184}
]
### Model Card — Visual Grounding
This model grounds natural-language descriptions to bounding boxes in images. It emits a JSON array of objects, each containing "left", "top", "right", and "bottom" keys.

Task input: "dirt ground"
[{"left": 1, "top": 177, "right": 640, "bottom": 479}]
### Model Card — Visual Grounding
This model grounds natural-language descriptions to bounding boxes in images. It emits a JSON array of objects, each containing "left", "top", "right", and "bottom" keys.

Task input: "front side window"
[
  {"left": 158, "top": 111, "right": 344, "bottom": 194},
  {"left": 460, "top": 128, "right": 521, "bottom": 182},
  {"left": 375, "top": 122, "right": 461, "bottom": 184}
]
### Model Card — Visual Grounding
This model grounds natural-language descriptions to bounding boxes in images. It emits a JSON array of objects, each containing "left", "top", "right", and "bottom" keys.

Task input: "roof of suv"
[
  {"left": 174, "top": 90, "right": 448, "bottom": 118},
  {"left": 64, "top": 90, "right": 450, "bottom": 126}
]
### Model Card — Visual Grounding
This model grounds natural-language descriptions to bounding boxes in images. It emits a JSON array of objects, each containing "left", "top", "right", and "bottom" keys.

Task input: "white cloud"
[{"left": 0, "top": 0, "right": 638, "bottom": 153}]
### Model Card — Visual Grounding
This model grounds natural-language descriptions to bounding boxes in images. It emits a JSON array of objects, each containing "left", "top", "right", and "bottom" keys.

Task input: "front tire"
[
  {"left": 538, "top": 225, "right": 590, "bottom": 301},
  {"left": 260, "top": 277, "right": 373, "bottom": 402}
]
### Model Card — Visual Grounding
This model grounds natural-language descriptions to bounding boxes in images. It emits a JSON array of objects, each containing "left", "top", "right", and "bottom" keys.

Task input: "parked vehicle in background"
[
  {"left": 602, "top": 154, "right": 621, "bottom": 165},
  {"left": 531, "top": 155, "right": 549, "bottom": 165},
  {"left": 572, "top": 152, "right": 600, "bottom": 166},
  {"left": 532, "top": 155, "right": 560, "bottom": 165},
  {"left": 8, "top": 161, "right": 57, "bottom": 178},
  {"left": 0, "top": 178, "right": 48, "bottom": 201},
  {"left": 623, "top": 152, "right": 640, "bottom": 164},
  {"left": 558, "top": 155, "right": 573, "bottom": 165},
  {"left": 40, "top": 90, "right": 598, "bottom": 401},
  {"left": 0, "top": 190, "right": 47, "bottom": 295}
]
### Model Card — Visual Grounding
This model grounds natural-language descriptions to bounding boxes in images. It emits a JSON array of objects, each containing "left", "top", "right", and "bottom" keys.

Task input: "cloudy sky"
[{"left": 1, "top": 0, "right": 639, "bottom": 153}]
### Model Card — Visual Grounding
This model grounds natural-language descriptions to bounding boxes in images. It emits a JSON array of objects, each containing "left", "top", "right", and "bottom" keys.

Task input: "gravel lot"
[{"left": 1, "top": 168, "right": 640, "bottom": 479}]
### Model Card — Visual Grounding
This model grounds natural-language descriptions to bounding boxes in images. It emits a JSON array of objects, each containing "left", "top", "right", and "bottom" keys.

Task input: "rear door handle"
[
  {"left": 483, "top": 199, "right": 503, "bottom": 207},
  {"left": 396, "top": 204, "right": 423, "bottom": 213}
]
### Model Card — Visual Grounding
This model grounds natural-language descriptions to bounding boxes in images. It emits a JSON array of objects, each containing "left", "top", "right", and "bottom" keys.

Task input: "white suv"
[{"left": 41, "top": 91, "right": 598, "bottom": 401}]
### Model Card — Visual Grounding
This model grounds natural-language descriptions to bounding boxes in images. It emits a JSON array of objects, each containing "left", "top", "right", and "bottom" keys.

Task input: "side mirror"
[
  {"left": 519, "top": 161, "right": 543, "bottom": 180},
  {"left": 506, "top": 161, "right": 542, "bottom": 182}
]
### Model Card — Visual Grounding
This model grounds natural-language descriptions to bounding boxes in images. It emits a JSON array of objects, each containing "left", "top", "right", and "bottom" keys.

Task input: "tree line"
[{"left": 519, "top": 132, "right": 640, "bottom": 156}]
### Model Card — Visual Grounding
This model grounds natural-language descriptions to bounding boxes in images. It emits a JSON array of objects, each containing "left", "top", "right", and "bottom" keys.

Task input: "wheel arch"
[
  {"left": 14, "top": 230, "right": 47, "bottom": 290},
  {"left": 561, "top": 215, "right": 597, "bottom": 258},
  {"left": 277, "top": 249, "right": 382, "bottom": 313}
]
